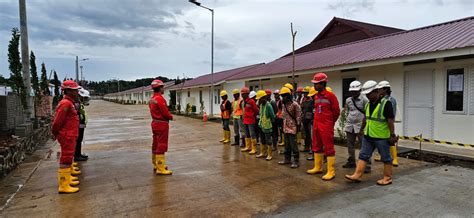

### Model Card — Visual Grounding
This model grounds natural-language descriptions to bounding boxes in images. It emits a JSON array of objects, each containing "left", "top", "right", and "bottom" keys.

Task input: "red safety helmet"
[
  {"left": 265, "top": 89, "right": 272, "bottom": 96},
  {"left": 61, "top": 80, "right": 80, "bottom": 90},
  {"left": 296, "top": 87, "right": 304, "bottom": 93},
  {"left": 241, "top": 87, "right": 250, "bottom": 94},
  {"left": 311, "top": 72, "right": 328, "bottom": 84},
  {"left": 151, "top": 79, "right": 164, "bottom": 89}
]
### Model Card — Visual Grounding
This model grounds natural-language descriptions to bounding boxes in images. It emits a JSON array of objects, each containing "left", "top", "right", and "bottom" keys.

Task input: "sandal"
[
  {"left": 345, "top": 175, "right": 361, "bottom": 183},
  {"left": 376, "top": 178, "right": 392, "bottom": 186}
]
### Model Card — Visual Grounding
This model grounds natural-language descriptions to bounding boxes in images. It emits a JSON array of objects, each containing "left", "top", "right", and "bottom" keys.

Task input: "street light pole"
[
  {"left": 75, "top": 57, "right": 88, "bottom": 83},
  {"left": 189, "top": 0, "right": 214, "bottom": 117},
  {"left": 19, "top": 0, "right": 33, "bottom": 118}
]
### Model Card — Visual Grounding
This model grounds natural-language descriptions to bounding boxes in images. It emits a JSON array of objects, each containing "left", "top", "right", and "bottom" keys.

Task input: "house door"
[{"left": 404, "top": 69, "right": 434, "bottom": 138}]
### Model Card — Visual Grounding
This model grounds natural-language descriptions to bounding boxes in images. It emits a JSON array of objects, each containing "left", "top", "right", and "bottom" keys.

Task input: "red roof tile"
[{"left": 229, "top": 16, "right": 473, "bottom": 81}]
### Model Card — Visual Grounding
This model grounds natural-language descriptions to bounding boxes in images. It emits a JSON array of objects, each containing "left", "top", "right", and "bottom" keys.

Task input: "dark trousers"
[
  {"left": 75, "top": 128, "right": 85, "bottom": 156},
  {"left": 284, "top": 133, "right": 299, "bottom": 161},
  {"left": 346, "top": 131, "right": 363, "bottom": 164},
  {"left": 276, "top": 118, "right": 283, "bottom": 141},
  {"left": 272, "top": 122, "right": 278, "bottom": 148},
  {"left": 303, "top": 120, "right": 312, "bottom": 151}
]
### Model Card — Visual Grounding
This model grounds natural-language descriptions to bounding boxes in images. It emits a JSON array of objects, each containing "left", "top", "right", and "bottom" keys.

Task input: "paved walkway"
[{"left": 0, "top": 100, "right": 472, "bottom": 217}]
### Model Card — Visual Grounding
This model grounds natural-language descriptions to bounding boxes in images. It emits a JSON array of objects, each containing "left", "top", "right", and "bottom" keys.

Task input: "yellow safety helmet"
[
  {"left": 280, "top": 87, "right": 291, "bottom": 95},
  {"left": 232, "top": 89, "right": 240, "bottom": 95},
  {"left": 308, "top": 87, "right": 317, "bottom": 97},
  {"left": 303, "top": 86, "right": 311, "bottom": 93},
  {"left": 220, "top": 90, "right": 228, "bottom": 97},
  {"left": 255, "top": 90, "right": 267, "bottom": 100},
  {"left": 326, "top": 87, "right": 333, "bottom": 92},
  {"left": 284, "top": 83, "right": 294, "bottom": 91}
]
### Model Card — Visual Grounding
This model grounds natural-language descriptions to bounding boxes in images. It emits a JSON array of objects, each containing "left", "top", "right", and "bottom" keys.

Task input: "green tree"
[
  {"left": 7, "top": 28, "right": 27, "bottom": 109},
  {"left": 30, "top": 51, "right": 40, "bottom": 97},
  {"left": 40, "top": 62, "right": 50, "bottom": 95},
  {"left": 52, "top": 71, "right": 61, "bottom": 108}
]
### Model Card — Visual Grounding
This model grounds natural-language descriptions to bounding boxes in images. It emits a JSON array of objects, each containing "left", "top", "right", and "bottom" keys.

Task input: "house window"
[
  {"left": 199, "top": 90, "right": 203, "bottom": 103},
  {"left": 187, "top": 91, "right": 190, "bottom": 97},
  {"left": 446, "top": 68, "right": 464, "bottom": 112},
  {"left": 214, "top": 89, "right": 220, "bottom": 104},
  {"left": 342, "top": 77, "right": 357, "bottom": 107}
]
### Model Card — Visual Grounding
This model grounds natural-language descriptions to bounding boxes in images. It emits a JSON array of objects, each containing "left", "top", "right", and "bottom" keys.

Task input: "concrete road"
[{"left": 1, "top": 100, "right": 472, "bottom": 217}]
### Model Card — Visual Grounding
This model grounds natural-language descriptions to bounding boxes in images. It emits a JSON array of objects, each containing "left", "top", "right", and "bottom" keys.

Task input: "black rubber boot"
[
  {"left": 231, "top": 136, "right": 239, "bottom": 146},
  {"left": 278, "top": 155, "right": 291, "bottom": 165}
]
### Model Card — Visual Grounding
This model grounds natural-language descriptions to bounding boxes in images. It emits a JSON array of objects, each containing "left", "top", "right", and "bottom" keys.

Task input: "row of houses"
[
  {"left": 105, "top": 16, "right": 474, "bottom": 144},
  {"left": 103, "top": 81, "right": 175, "bottom": 104}
]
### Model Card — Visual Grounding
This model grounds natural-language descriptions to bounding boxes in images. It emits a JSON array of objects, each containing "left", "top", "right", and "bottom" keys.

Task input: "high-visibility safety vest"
[
  {"left": 221, "top": 99, "right": 230, "bottom": 119},
  {"left": 232, "top": 98, "right": 243, "bottom": 119},
  {"left": 364, "top": 98, "right": 390, "bottom": 139}
]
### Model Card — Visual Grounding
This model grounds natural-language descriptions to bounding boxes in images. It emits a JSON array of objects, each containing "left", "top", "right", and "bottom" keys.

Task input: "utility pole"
[
  {"left": 19, "top": 0, "right": 33, "bottom": 118},
  {"left": 80, "top": 65, "right": 83, "bottom": 86},
  {"left": 75, "top": 56, "right": 79, "bottom": 82},
  {"left": 291, "top": 22, "right": 297, "bottom": 90}
]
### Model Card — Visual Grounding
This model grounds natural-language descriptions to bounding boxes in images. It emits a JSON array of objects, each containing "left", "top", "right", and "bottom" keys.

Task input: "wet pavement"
[{"left": 1, "top": 100, "right": 472, "bottom": 217}]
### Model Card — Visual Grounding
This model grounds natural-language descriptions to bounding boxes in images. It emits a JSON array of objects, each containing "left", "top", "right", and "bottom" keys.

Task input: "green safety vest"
[{"left": 364, "top": 99, "right": 390, "bottom": 139}]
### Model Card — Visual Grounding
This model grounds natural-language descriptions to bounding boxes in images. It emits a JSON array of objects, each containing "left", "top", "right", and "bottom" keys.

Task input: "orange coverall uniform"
[
  {"left": 312, "top": 89, "right": 340, "bottom": 156},
  {"left": 52, "top": 95, "right": 79, "bottom": 165},
  {"left": 149, "top": 93, "right": 173, "bottom": 154}
]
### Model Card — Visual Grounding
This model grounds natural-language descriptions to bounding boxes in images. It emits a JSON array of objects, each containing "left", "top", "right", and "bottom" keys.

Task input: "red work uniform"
[
  {"left": 52, "top": 95, "right": 80, "bottom": 165},
  {"left": 149, "top": 93, "right": 173, "bottom": 154},
  {"left": 243, "top": 98, "right": 259, "bottom": 125},
  {"left": 312, "top": 89, "right": 340, "bottom": 156}
]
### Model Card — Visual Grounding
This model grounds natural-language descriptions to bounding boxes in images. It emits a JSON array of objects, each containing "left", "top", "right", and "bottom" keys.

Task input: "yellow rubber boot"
[
  {"left": 70, "top": 175, "right": 79, "bottom": 181},
  {"left": 278, "top": 136, "right": 284, "bottom": 146},
  {"left": 297, "top": 132, "right": 302, "bottom": 145},
  {"left": 322, "top": 156, "right": 336, "bottom": 181},
  {"left": 241, "top": 138, "right": 251, "bottom": 152},
  {"left": 374, "top": 152, "right": 381, "bottom": 161},
  {"left": 58, "top": 168, "right": 79, "bottom": 193},
  {"left": 390, "top": 146, "right": 399, "bottom": 167},
  {"left": 155, "top": 154, "right": 173, "bottom": 175},
  {"left": 223, "top": 131, "right": 231, "bottom": 143},
  {"left": 307, "top": 153, "right": 323, "bottom": 174},
  {"left": 219, "top": 130, "right": 226, "bottom": 142},
  {"left": 72, "top": 162, "right": 78, "bottom": 167},
  {"left": 256, "top": 144, "right": 266, "bottom": 158},
  {"left": 71, "top": 165, "right": 81, "bottom": 176},
  {"left": 249, "top": 139, "right": 257, "bottom": 154},
  {"left": 266, "top": 145, "right": 273, "bottom": 161}
]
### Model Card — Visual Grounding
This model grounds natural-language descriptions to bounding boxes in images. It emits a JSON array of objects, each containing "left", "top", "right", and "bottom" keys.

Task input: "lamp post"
[
  {"left": 189, "top": 0, "right": 214, "bottom": 117},
  {"left": 75, "top": 57, "right": 88, "bottom": 84}
]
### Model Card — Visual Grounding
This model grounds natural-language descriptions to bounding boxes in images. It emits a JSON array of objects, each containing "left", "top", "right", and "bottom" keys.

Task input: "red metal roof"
[
  {"left": 105, "top": 81, "right": 175, "bottom": 96},
  {"left": 169, "top": 63, "right": 264, "bottom": 90},
  {"left": 229, "top": 16, "right": 473, "bottom": 81}
]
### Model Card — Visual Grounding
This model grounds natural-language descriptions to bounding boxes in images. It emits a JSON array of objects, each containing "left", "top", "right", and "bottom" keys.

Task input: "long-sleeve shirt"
[
  {"left": 301, "top": 96, "right": 314, "bottom": 123},
  {"left": 344, "top": 95, "right": 368, "bottom": 134},
  {"left": 52, "top": 95, "right": 79, "bottom": 138},
  {"left": 313, "top": 89, "right": 340, "bottom": 131},
  {"left": 259, "top": 102, "right": 275, "bottom": 133},
  {"left": 282, "top": 101, "right": 302, "bottom": 134},
  {"left": 243, "top": 98, "right": 259, "bottom": 125},
  {"left": 149, "top": 93, "right": 173, "bottom": 121}
]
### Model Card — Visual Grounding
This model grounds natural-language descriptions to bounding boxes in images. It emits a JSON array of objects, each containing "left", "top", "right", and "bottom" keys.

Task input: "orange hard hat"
[
  {"left": 311, "top": 72, "right": 328, "bottom": 84},
  {"left": 241, "top": 87, "right": 250, "bottom": 94},
  {"left": 265, "top": 89, "right": 272, "bottom": 95},
  {"left": 151, "top": 79, "right": 164, "bottom": 89},
  {"left": 296, "top": 87, "right": 304, "bottom": 93},
  {"left": 61, "top": 80, "right": 80, "bottom": 90}
]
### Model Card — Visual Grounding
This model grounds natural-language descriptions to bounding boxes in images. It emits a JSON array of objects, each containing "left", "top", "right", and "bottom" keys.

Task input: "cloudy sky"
[{"left": 0, "top": 0, "right": 472, "bottom": 81}]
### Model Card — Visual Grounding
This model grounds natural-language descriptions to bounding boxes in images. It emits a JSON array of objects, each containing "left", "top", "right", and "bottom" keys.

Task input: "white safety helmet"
[
  {"left": 249, "top": 91, "right": 257, "bottom": 99},
  {"left": 273, "top": 89, "right": 280, "bottom": 94},
  {"left": 349, "top": 81, "right": 362, "bottom": 91},
  {"left": 361, "top": 80, "right": 378, "bottom": 95},
  {"left": 78, "top": 87, "right": 90, "bottom": 98},
  {"left": 376, "top": 81, "right": 390, "bottom": 89}
]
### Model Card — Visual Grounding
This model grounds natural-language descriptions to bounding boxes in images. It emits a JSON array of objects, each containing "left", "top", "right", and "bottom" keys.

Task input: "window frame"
[{"left": 443, "top": 65, "right": 469, "bottom": 115}]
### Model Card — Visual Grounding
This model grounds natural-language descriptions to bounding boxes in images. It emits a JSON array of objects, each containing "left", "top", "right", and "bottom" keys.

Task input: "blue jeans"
[
  {"left": 244, "top": 124, "right": 257, "bottom": 139},
  {"left": 359, "top": 136, "right": 392, "bottom": 164},
  {"left": 222, "top": 119, "right": 230, "bottom": 131}
]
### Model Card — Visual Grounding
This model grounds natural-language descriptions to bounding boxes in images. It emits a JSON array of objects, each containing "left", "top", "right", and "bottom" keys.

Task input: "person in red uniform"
[
  {"left": 240, "top": 87, "right": 259, "bottom": 154},
  {"left": 307, "top": 72, "right": 340, "bottom": 181},
  {"left": 52, "top": 80, "right": 81, "bottom": 193},
  {"left": 149, "top": 79, "right": 173, "bottom": 175}
]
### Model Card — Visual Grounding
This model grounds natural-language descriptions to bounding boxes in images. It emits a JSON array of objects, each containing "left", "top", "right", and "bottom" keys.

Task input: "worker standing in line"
[
  {"left": 74, "top": 87, "right": 90, "bottom": 162},
  {"left": 278, "top": 87, "right": 302, "bottom": 168},
  {"left": 305, "top": 87, "right": 317, "bottom": 161},
  {"left": 295, "top": 87, "right": 304, "bottom": 145},
  {"left": 377, "top": 81, "right": 399, "bottom": 167},
  {"left": 342, "top": 81, "right": 368, "bottom": 169},
  {"left": 250, "top": 91, "right": 261, "bottom": 146},
  {"left": 219, "top": 90, "right": 232, "bottom": 144},
  {"left": 279, "top": 83, "right": 293, "bottom": 148},
  {"left": 149, "top": 79, "right": 173, "bottom": 175},
  {"left": 274, "top": 90, "right": 284, "bottom": 150},
  {"left": 307, "top": 72, "right": 340, "bottom": 181},
  {"left": 240, "top": 87, "right": 259, "bottom": 154},
  {"left": 345, "top": 80, "right": 397, "bottom": 186},
  {"left": 231, "top": 89, "right": 244, "bottom": 146},
  {"left": 52, "top": 80, "right": 81, "bottom": 193},
  {"left": 268, "top": 89, "right": 279, "bottom": 151},
  {"left": 301, "top": 86, "right": 313, "bottom": 154},
  {"left": 256, "top": 90, "right": 275, "bottom": 160}
]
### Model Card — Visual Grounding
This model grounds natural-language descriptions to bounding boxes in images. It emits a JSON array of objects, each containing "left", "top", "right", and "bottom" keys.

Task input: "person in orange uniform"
[
  {"left": 307, "top": 72, "right": 340, "bottom": 181},
  {"left": 52, "top": 80, "right": 81, "bottom": 194},
  {"left": 149, "top": 79, "right": 173, "bottom": 175},
  {"left": 240, "top": 87, "right": 259, "bottom": 154},
  {"left": 220, "top": 90, "right": 232, "bottom": 144}
]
